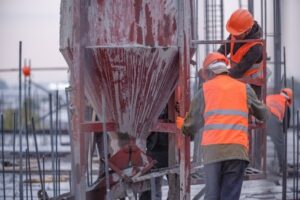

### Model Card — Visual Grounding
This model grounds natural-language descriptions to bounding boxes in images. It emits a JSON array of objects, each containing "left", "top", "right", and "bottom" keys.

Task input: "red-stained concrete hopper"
[
  {"left": 88, "top": 46, "right": 178, "bottom": 139},
  {"left": 60, "top": 0, "right": 180, "bottom": 139}
]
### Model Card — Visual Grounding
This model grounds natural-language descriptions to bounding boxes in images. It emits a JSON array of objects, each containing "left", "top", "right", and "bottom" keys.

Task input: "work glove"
[{"left": 176, "top": 116, "right": 184, "bottom": 129}]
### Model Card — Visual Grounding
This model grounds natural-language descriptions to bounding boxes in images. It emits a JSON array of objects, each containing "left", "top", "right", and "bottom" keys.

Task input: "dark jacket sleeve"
[
  {"left": 229, "top": 45, "right": 263, "bottom": 78},
  {"left": 182, "top": 87, "right": 205, "bottom": 136},
  {"left": 246, "top": 84, "right": 267, "bottom": 121}
]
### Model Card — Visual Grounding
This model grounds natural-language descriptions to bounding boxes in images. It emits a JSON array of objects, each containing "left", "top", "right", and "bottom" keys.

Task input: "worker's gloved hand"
[{"left": 176, "top": 116, "right": 184, "bottom": 129}]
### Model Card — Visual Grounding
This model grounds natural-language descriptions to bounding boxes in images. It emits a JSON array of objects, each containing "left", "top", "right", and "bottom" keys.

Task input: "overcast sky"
[
  {"left": 0, "top": 0, "right": 68, "bottom": 87},
  {"left": 0, "top": 0, "right": 299, "bottom": 88}
]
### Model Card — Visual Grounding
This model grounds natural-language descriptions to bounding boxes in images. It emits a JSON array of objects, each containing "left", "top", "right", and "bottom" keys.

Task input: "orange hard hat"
[
  {"left": 22, "top": 66, "right": 31, "bottom": 77},
  {"left": 280, "top": 88, "right": 293, "bottom": 106},
  {"left": 226, "top": 9, "right": 254, "bottom": 36},
  {"left": 203, "top": 52, "right": 229, "bottom": 69}
]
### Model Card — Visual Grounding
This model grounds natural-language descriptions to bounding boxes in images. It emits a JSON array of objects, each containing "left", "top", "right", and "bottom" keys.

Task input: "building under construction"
[{"left": 1, "top": 0, "right": 300, "bottom": 200}]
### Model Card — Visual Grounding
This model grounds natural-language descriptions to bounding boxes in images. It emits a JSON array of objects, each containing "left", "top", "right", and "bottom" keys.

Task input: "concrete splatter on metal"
[{"left": 88, "top": 46, "right": 179, "bottom": 141}]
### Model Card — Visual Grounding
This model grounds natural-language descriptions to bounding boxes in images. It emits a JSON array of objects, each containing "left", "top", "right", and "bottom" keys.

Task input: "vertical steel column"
[
  {"left": 204, "top": 0, "right": 209, "bottom": 54},
  {"left": 72, "top": 0, "right": 87, "bottom": 199},
  {"left": 220, "top": 0, "right": 224, "bottom": 40},
  {"left": 273, "top": 0, "right": 282, "bottom": 92},
  {"left": 178, "top": 0, "right": 192, "bottom": 199},
  {"left": 248, "top": 0, "right": 254, "bottom": 15},
  {"left": 18, "top": 41, "right": 24, "bottom": 200}
]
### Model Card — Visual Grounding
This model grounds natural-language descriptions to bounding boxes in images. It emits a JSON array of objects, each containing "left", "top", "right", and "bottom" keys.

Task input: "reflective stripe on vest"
[
  {"left": 266, "top": 94, "right": 287, "bottom": 122},
  {"left": 230, "top": 37, "right": 263, "bottom": 78},
  {"left": 202, "top": 75, "right": 249, "bottom": 149}
]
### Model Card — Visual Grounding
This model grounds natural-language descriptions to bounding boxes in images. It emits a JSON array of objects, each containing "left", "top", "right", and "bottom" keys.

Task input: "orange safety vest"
[
  {"left": 230, "top": 37, "right": 263, "bottom": 78},
  {"left": 266, "top": 94, "right": 287, "bottom": 122},
  {"left": 202, "top": 75, "right": 249, "bottom": 150}
]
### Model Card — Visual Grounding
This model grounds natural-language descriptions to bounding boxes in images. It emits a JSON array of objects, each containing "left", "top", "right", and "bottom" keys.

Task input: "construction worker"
[
  {"left": 266, "top": 88, "right": 293, "bottom": 175},
  {"left": 177, "top": 52, "right": 267, "bottom": 200},
  {"left": 218, "top": 9, "right": 263, "bottom": 97}
]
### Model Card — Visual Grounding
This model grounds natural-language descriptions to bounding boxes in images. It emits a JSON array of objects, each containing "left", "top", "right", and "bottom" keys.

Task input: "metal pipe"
[
  {"left": 31, "top": 117, "right": 43, "bottom": 189},
  {"left": 0, "top": 66, "right": 68, "bottom": 73},
  {"left": 292, "top": 77, "right": 296, "bottom": 199},
  {"left": 26, "top": 147, "right": 28, "bottom": 200},
  {"left": 48, "top": 93, "right": 55, "bottom": 198},
  {"left": 1, "top": 113, "right": 6, "bottom": 200},
  {"left": 248, "top": 0, "right": 254, "bottom": 15},
  {"left": 28, "top": 60, "right": 32, "bottom": 123},
  {"left": 264, "top": 0, "right": 267, "bottom": 41},
  {"left": 18, "top": 41, "right": 24, "bottom": 200},
  {"left": 102, "top": 95, "right": 110, "bottom": 199},
  {"left": 191, "top": 38, "right": 264, "bottom": 45},
  {"left": 58, "top": 158, "right": 61, "bottom": 196},
  {"left": 283, "top": 47, "right": 287, "bottom": 87},
  {"left": 282, "top": 101, "right": 288, "bottom": 200},
  {"left": 55, "top": 90, "right": 59, "bottom": 196},
  {"left": 13, "top": 112, "right": 16, "bottom": 199},
  {"left": 26, "top": 149, "right": 33, "bottom": 200},
  {"left": 42, "top": 155, "right": 46, "bottom": 200},
  {"left": 220, "top": 0, "right": 224, "bottom": 40},
  {"left": 297, "top": 110, "right": 299, "bottom": 200},
  {"left": 273, "top": 0, "right": 282, "bottom": 93}
]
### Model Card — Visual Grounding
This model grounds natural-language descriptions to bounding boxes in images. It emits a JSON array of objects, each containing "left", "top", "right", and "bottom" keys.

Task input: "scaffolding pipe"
[
  {"left": 273, "top": 0, "right": 282, "bottom": 93},
  {"left": 248, "top": 0, "right": 254, "bottom": 15}
]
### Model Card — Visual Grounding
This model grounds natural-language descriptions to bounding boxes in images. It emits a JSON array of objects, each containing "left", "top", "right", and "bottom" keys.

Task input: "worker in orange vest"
[
  {"left": 218, "top": 9, "right": 263, "bottom": 97},
  {"left": 266, "top": 88, "right": 293, "bottom": 174},
  {"left": 177, "top": 52, "right": 267, "bottom": 200}
]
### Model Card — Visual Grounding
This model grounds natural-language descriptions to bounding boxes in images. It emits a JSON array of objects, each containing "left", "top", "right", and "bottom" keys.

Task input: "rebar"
[
  {"left": 42, "top": 155, "right": 46, "bottom": 200},
  {"left": 297, "top": 110, "right": 299, "bottom": 199},
  {"left": 58, "top": 158, "right": 61, "bottom": 196},
  {"left": 55, "top": 90, "right": 59, "bottom": 196},
  {"left": 25, "top": 147, "right": 28, "bottom": 200},
  {"left": 292, "top": 77, "right": 296, "bottom": 199},
  {"left": 18, "top": 41, "right": 24, "bottom": 200},
  {"left": 1, "top": 113, "right": 6, "bottom": 200},
  {"left": 282, "top": 101, "right": 288, "bottom": 200},
  {"left": 26, "top": 149, "right": 33, "bottom": 200},
  {"left": 13, "top": 112, "right": 16, "bottom": 199},
  {"left": 31, "top": 117, "right": 43, "bottom": 189}
]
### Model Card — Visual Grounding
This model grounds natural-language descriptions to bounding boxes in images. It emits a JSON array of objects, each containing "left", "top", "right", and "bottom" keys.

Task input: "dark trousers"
[{"left": 204, "top": 159, "right": 248, "bottom": 200}]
